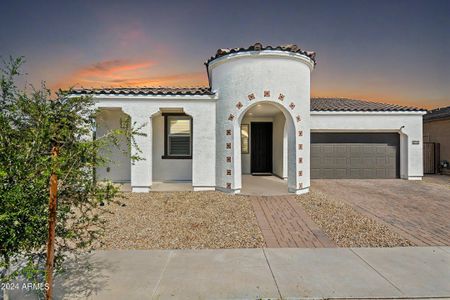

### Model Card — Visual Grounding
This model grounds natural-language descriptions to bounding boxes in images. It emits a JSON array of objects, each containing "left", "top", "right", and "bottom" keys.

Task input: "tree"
[{"left": 0, "top": 57, "right": 143, "bottom": 298}]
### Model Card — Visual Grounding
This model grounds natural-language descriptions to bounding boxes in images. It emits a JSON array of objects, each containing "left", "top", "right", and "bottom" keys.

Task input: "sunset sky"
[{"left": 0, "top": 0, "right": 448, "bottom": 108}]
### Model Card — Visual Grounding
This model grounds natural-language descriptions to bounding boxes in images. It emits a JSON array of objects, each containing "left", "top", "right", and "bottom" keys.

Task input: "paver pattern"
[
  {"left": 250, "top": 195, "right": 336, "bottom": 248},
  {"left": 313, "top": 179, "right": 450, "bottom": 246}
]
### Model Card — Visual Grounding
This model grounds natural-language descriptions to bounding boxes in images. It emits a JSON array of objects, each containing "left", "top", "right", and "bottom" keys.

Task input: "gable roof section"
[
  {"left": 71, "top": 87, "right": 214, "bottom": 96},
  {"left": 311, "top": 97, "right": 424, "bottom": 112},
  {"left": 423, "top": 106, "right": 450, "bottom": 121},
  {"left": 205, "top": 42, "right": 317, "bottom": 66}
]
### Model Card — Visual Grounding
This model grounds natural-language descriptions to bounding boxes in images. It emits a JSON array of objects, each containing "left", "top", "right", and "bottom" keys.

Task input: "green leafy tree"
[{"left": 0, "top": 57, "right": 143, "bottom": 296}]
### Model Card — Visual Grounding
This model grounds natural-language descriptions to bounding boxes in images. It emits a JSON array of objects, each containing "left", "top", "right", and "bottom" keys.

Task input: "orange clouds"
[
  {"left": 61, "top": 59, "right": 154, "bottom": 86},
  {"left": 55, "top": 59, "right": 208, "bottom": 89}
]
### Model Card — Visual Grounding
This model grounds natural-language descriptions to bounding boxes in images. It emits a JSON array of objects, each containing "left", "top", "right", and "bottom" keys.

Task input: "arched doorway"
[{"left": 233, "top": 101, "right": 297, "bottom": 195}]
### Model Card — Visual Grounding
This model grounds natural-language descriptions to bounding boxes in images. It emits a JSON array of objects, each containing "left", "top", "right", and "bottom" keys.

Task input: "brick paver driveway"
[
  {"left": 251, "top": 196, "right": 336, "bottom": 248},
  {"left": 312, "top": 179, "right": 450, "bottom": 246}
]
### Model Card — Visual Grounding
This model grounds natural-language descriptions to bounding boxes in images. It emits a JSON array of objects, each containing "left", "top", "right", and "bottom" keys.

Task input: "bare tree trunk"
[{"left": 45, "top": 146, "right": 58, "bottom": 300}]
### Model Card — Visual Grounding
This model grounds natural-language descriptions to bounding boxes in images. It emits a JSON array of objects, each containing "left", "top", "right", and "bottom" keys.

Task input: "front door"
[{"left": 251, "top": 122, "right": 272, "bottom": 174}]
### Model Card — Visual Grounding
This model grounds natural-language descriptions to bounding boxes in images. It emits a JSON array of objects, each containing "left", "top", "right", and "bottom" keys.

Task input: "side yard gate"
[{"left": 423, "top": 142, "right": 440, "bottom": 174}]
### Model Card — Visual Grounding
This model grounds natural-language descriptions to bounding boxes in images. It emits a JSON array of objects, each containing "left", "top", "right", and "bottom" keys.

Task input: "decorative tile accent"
[
  {"left": 278, "top": 93, "right": 285, "bottom": 101},
  {"left": 226, "top": 129, "right": 232, "bottom": 136},
  {"left": 248, "top": 93, "right": 255, "bottom": 101},
  {"left": 298, "top": 171, "right": 303, "bottom": 177},
  {"left": 226, "top": 183, "right": 231, "bottom": 189},
  {"left": 264, "top": 90, "right": 270, "bottom": 97},
  {"left": 228, "top": 114, "right": 234, "bottom": 121},
  {"left": 289, "top": 102, "right": 296, "bottom": 110},
  {"left": 226, "top": 156, "right": 232, "bottom": 163},
  {"left": 226, "top": 143, "right": 232, "bottom": 149},
  {"left": 298, "top": 144, "right": 303, "bottom": 150},
  {"left": 236, "top": 101, "right": 243, "bottom": 109},
  {"left": 298, "top": 130, "right": 303, "bottom": 137},
  {"left": 298, "top": 157, "right": 303, "bottom": 164},
  {"left": 296, "top": 115, "right": 301, "bottom": 122},
  {"left": 226, "top": 169, "right": 231, "bottom": 175},
  {"left": 298, "top": 182, "right": 303, "bottom": 189}
]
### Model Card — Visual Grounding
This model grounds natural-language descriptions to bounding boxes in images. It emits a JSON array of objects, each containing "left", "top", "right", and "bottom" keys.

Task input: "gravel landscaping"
[
  {"left": 295, "top": 190, "right": 413, "bottom": 247},
  {"left": 96, "top": 191, "right": 264, "bottom": 249}
]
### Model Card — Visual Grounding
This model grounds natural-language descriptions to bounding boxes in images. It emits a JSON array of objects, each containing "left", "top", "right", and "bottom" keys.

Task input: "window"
[
  {"left": 163, "top": 114, "right": 192, "bottom": 159},
  {"left": 241, "top": 124, "right": 249, "bottom": 154}
]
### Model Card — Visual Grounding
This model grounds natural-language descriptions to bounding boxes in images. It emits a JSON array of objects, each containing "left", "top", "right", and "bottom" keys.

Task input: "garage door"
[{"left": 311, "top": 133, "right": 400, "bottom": 179}]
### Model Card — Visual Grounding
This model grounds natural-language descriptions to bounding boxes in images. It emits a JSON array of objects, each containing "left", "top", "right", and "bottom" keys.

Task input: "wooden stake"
[{"left": 45, "top": 146, "right": 58, "bottom": 300}]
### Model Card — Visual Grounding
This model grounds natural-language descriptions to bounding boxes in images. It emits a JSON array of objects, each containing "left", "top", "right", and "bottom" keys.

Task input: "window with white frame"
[{"left": 164, "top": 114, "right": 192, "bottom": 158}]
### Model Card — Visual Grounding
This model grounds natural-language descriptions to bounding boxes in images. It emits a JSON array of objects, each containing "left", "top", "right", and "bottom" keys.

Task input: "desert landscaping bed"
[
  {"left": 96, "top": 191, "right": 264, "bottom": 249},
  {"left": 295, "top": 190, "right": 413, "bottom": 247}
]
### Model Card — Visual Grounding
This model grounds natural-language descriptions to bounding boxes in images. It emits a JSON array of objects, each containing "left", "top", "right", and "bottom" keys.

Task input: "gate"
[{"left": 423, "top": 142, "right": 440, "bottom": 174}]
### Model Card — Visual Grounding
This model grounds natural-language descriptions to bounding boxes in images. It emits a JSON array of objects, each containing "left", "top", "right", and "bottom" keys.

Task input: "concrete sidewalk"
[{"left": 8, "top": 247, "right": 450, "bottom": 299}]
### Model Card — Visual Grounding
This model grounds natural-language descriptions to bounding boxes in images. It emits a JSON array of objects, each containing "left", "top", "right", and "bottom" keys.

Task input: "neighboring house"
[
  {"left": 423, "top": 106, "right": 450, "bottom": 174},
  {"left": 73, "top": 43, "right": 426, "bottom": 194}
]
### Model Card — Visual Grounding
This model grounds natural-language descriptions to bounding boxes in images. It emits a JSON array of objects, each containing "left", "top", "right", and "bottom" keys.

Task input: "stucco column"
[
  {"left": 122, "top": 107, "right": 152, "bottom": 192},
  {"left": 184, "top": 108, "right": 216, "bottom": 191}
]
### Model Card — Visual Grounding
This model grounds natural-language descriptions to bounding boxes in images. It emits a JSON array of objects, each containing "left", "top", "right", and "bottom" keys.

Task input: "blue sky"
[{"left": 0, "top": 0, "right": 448, "bottom": 108}]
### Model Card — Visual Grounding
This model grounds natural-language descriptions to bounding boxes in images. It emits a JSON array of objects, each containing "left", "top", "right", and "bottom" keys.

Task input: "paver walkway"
[
  {"left": 313, "top": 179, "right": 450, "bottom": 246},
  {"left": 251, "top": 195, "right": 336, "bottom": 248}
]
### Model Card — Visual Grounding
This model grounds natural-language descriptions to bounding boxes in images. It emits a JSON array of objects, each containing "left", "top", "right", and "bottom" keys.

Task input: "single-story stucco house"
[{"left": 73, "top": 43, "right": 426, "bottom": 194}]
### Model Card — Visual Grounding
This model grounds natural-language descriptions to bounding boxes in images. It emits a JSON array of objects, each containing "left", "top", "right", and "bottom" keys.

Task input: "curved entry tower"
[{"left": 207, "top": 43, "right": 316, "bottom": 194}]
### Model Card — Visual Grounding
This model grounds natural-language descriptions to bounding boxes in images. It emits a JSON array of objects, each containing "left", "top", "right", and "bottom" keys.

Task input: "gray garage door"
[{"left": 311, "top": 133, "right": 400, "bottom": 179}]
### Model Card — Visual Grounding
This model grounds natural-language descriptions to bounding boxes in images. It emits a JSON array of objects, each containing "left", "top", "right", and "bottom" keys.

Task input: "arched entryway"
[{"left": 233, "top": 101, "right": 297, "bottom": 195}]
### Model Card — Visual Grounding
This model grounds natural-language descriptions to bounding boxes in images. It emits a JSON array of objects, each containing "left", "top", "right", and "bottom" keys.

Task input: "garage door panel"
[
  {"left": 311, "top": 133, "right": 399, "bottom": 179},
  {"left": 376, "top": 157, "right": 387, "bottom": 167},
  {"left": 350, "top": 145, "right": 361, "bottom": 154},
  {"left": 386, "top": 168, "right": 396, "bottom": 178},
  {"left": 376, "top": 145, "right": 387, "bottom": 154},
  {"left": 335, "top": 169, "right": 347, "bottom": 178},
  {"left": 311, "top": 169, "right": 321, "bottom": 178},
  {"left": 334, "top": 145, "right": 348, "bottom": 156},
  {"left": 374, "top": 169, "right": 386, "bottom": 178},
  {"left": 362, "top": 145, "right": 375, "bottom": 154},
  {"left": 322, "top": 169, "right": 336, "bottom": 178},
  {"left": 386, "top": 147, "right": 397, "bottom": 156},
  {"left": 322, "top": 145, "right": 334, "bottom": 155},
  {"left": 349, "top": 169, "right": 363, "bottom": 178},
  {"left": 334, "top": 158, "right": 347, "bottom": 167}
]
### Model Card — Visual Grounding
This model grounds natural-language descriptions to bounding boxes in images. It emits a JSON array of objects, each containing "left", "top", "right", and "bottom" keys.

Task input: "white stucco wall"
[
  {"left": 152, "top": 114, "right": 192, "bottom": 181},
  {"left": 209, "top": 50, "right": 314, "bottom": 194},
  {"left": 95, "top": 109, "right": 131, "bottom": 182},
  {"left": 310, "top": 112, "right": 426, "bottom": 179},
  {"left": 273, "top": 112, "right": 286, "bottom": 178},
  {"left": 95, "top": 95, "right": 217, "bottom": 191}
]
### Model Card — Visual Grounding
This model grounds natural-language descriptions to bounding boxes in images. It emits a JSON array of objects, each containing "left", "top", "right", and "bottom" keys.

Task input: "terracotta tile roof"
[
  {"left": 311, "top": 98, "right": 424, "bottom": 112},
  {"left": 205, "top": 42, "right": 317, "bottom": 66},
  {"left": 423, "top": 106, "right": 450, "bottom": 121},
  {"left": 71, "top": 88, "right": 424, "bottom": 112},
  {"left": 71, "top": 87, "right": 214, "bottom": 96}
]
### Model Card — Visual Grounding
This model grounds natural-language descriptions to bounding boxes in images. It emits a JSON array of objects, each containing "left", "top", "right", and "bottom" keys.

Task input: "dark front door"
[{"left": 251, "top": 122, "right": 272, "bottom": 174}]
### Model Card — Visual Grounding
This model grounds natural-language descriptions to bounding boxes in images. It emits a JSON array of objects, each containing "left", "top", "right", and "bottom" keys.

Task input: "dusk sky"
[{"left": 1, "top": 0, "right": 448, "bottom": 108}]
